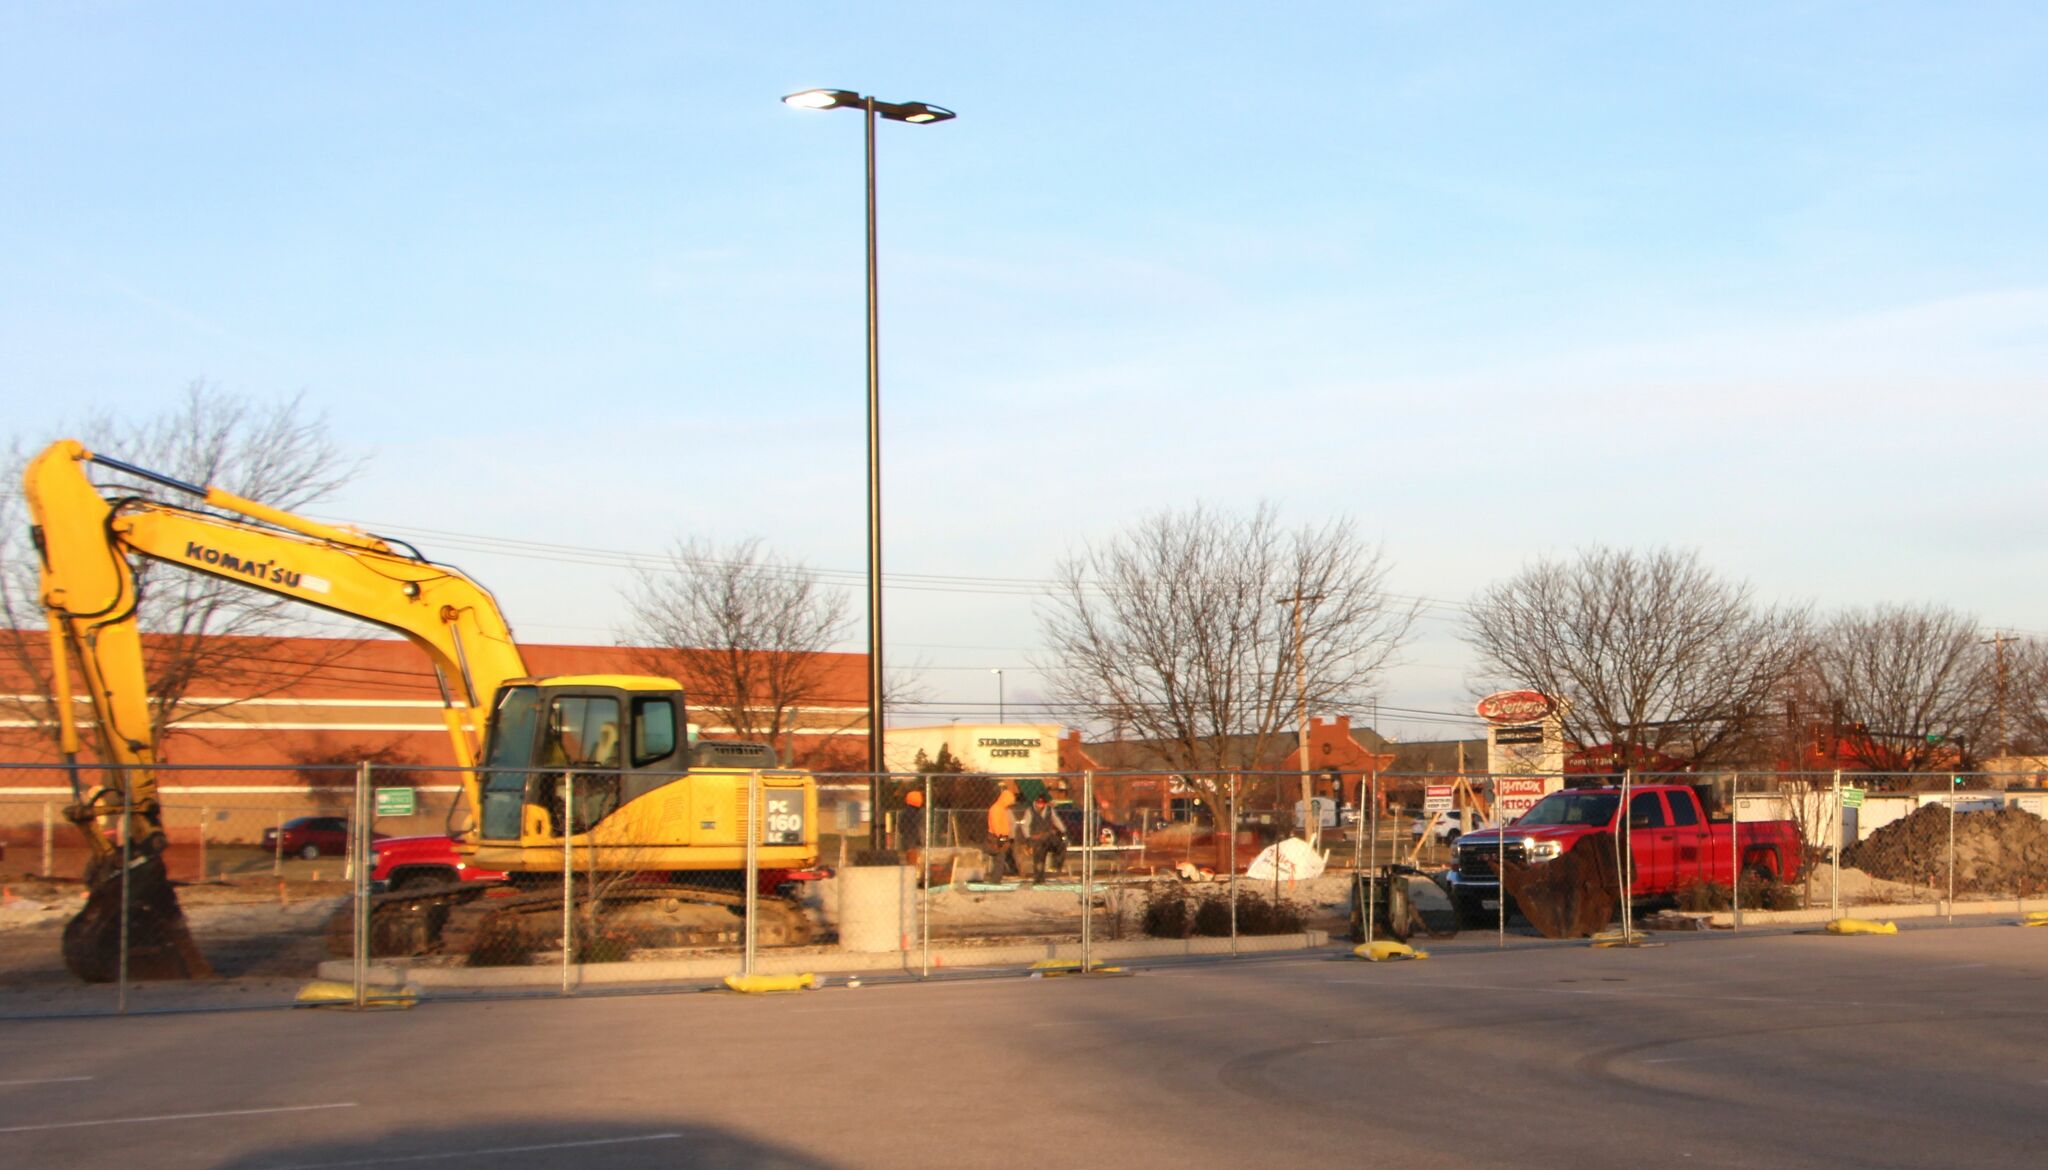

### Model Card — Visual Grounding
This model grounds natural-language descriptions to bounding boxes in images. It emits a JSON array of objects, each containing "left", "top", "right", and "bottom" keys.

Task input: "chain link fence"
[{"left": 4, "top": 762, "right": 2044, "bottom": 1016}]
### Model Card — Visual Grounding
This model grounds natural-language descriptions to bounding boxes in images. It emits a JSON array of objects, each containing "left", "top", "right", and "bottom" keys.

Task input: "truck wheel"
[{"left": 391, "top": 871, "right": 451, "bottom": 893}]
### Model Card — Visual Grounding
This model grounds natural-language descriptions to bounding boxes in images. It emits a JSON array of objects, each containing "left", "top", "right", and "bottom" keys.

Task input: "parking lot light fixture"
[{"left": 781, "top": 87, "right": 954, "bottom": 845}]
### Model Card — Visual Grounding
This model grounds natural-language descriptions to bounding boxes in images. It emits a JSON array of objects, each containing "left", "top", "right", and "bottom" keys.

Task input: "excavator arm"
[{"left": 24, "top": 439, "right": 531, "bottom": 978}]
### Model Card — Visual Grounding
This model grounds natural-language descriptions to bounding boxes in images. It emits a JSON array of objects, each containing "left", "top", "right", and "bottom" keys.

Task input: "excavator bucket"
[
  {"left": 63, "top": 854, "right": 212, "bottom": 982},
  {"left": 1499, "top": 833, "right": 1621, "bottom": 939}
]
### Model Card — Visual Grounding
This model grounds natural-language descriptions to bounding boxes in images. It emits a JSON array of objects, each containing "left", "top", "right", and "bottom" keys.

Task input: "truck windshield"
[{"left": 1518, "top": 791, "right": 1620, "bottom": 827}]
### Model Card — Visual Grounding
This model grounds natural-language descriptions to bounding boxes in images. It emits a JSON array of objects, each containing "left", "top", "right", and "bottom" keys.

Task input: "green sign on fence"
[
  {"left": 374, "top": 787, "right": 416, "bottom": 818},
  {"left": 1841, "top": 786, "right": 1865, "bottom": 809}
]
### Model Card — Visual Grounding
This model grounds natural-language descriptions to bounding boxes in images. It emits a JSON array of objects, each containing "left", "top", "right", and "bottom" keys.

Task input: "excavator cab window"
[
  {"left": 632, "top": 697, "right": 678, "bottom": 766},
  {"left": 622, "top": 696, "right": 683, "bottom": 805},
  {"left": 480, "top": 686, "right": 544, "bottom": 840},
  {"left": 541, "top": 695, "right": 621, "bottom": 834}
]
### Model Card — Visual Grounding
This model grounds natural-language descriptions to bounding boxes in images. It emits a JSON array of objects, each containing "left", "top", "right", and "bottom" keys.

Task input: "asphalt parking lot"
[{"left": 3, "top": 922, "right": 2044, "bottom": 1169}]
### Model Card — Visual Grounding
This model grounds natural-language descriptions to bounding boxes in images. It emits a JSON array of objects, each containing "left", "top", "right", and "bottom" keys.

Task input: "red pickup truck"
[
  {"left": 1447, "top": 784, "right": 1803, "bottom": 927},
  {"left": 369, "top": 835, "right": 507, "bottom": 893}
]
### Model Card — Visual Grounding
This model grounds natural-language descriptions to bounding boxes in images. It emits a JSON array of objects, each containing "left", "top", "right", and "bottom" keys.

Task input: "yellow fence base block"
[
  {"left": 1588, "top": 929, "right": 1664, "bottom": 949},
  {"left": 1824, "top": 918, "right": 1899, "bottom": 936},
  {"left": 294, "top": 979, "right": 418, "bottom": 1009},
  {"left": 2020, "top": 910, "right": 2048, "bottom": 928},
  {"left": 723, "top": 972, "right": 818, "bottom": 995},
  {"left": 1028, "top": 959, "right": 1126, "bottom": 978},
  {"left": 1353, "top": 941, "right": 1429, "bottom": 962}
]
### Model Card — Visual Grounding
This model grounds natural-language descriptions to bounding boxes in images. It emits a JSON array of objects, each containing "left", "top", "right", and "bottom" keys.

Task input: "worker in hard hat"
[
  {"left": 899, "top": 788, "right": 927, "bottom": 864},
  {"left": 984, "top": 782, "right": 1017, "bottom": 881}
]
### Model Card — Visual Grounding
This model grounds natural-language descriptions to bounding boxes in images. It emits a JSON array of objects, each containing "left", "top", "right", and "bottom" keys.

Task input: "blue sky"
[{"left": 4, "top": 3, "right": 2044, "bottom": 739}]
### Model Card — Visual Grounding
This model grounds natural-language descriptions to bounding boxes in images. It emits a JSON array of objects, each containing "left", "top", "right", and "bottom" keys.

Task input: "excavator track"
[{"left": 330, "top": 880, "right": 816, "bottom": 962}]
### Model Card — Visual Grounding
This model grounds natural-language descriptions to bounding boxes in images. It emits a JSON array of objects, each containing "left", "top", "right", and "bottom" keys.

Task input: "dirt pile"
[{"left": 1842, "top": 806, "right": 2048, "bottom": 896}]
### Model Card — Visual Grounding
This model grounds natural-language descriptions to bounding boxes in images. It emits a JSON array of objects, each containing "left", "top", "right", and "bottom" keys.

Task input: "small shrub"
[
  {"left": 1192, "top": 894, "right": 1234, "bottom": 936},
  {"left": 1141, "top": 883, "right": 1192, "bottom": 938},
  {"left": 1231, "top": 891, "right": 1307, "bottom": 935},
  {"left": 465, "top": 915, "right": 540, "bottom": 967}
]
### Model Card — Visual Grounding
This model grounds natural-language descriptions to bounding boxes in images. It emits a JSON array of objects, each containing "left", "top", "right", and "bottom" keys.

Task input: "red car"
[
  {"left": 261, "top": 816, "right": 385, "bottom": 860},
  {"left": 369, "top": 835, "right": 508, "bottom": 893}
]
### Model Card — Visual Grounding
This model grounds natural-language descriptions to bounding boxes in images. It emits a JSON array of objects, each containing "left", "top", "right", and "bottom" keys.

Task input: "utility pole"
[
  {"left": 1277, "top": 592, "right": 1326, "bottom": 846},
  {"left": 1983, "top": 631, "right": 2016, "bottom": 759}
]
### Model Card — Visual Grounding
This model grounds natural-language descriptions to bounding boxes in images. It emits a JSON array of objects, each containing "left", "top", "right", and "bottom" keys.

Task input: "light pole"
[
  {"left": 992, "top": 668, "right": 1004, "bottom": 724},
  {"left": 782, "top": 88, "right": 955, "bottom": 847}
]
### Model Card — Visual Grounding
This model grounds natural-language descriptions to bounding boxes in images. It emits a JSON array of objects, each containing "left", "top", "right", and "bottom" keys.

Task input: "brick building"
[{"left": 0, "top": 633, "right": 873, "bottom": 780}]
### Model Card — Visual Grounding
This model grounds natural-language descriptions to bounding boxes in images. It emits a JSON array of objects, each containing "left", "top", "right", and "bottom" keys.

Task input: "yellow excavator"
[{"left": 25, "top": 438, "right": 819, "bottom": 980}]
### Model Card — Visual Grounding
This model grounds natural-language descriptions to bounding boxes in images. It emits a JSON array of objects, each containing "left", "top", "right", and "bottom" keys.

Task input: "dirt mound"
[{"left": 1842, "top": 806, "right": 2048, "bottom": 896}]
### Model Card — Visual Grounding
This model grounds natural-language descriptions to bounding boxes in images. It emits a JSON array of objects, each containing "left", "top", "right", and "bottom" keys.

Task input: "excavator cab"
[
  {"left": 475, "top": 677, "right": 687, "bottom": 844},
  {"left": 463, "top": 672, "right": 816, "bottom": 878}
]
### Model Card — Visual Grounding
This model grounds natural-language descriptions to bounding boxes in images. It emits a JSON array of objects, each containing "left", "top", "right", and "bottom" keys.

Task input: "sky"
[{"left": 3, "top": 2, "right": 2044, "bottom": 742}]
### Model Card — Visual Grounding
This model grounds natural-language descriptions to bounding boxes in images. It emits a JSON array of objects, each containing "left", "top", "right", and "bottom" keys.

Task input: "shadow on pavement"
[{"left": 211, "top": 1120, "right": 845, "bottom": 1170}]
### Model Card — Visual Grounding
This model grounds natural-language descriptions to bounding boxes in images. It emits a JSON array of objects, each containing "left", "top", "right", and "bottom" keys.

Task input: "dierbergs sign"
[{"left": 1475, "top": 690, "right": 1555, "bottom": 725}]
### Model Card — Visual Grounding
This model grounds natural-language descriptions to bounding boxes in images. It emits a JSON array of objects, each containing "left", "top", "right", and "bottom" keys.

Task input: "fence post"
[
  {"left": 561, "top": 772, "right": 575, "bottom": 995},
  {"left": 1619, "top": 769, "right": 1633, "bottom": 943},
  {"left": 1228, "top": 773, "right": 1239, "bottom": 956},
  {"left": 744, "top": 769, "right": 761, "bottom": 978},
  {"left": 199, "top": 805, "right": 209, "bottom": 882},
  {"left": 1367, "top": 770, "right": 1380, "bottom": 946},
  {"left": 1946, "top": 788, "right": 1956, "bottom": 924},
  {"left": 1831, "top": 769, "right": 1842, "bottom": 919},
  {"left": 920, "top": 772, "right": 932, "bottom": 978},
  {"left": 353, "top": 762, "right": 370, "bottom": 1009},
  {"left": 1731, "top": 774, "right": 1742, "bottom": 931},
  {"left": 1081, "top": 770, "right": 1094, "bottom": 973},
  {"left": 274, "top": 809, "right": 284, "bottom": 877},
  {"left": 42, "top": 801, "right": 53, "bottom": 878},
  {"left": 117, "top": 794, "right": 130, "bottom": 1015}
]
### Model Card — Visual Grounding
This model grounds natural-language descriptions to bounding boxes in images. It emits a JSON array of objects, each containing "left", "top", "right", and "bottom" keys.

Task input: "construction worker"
[
  {"left": 899, "top": 789, "right": 926, "bottom": 865},
  {"left": 984, "top": 783, "right": 1017, "bottom": 881},
  {"left": 1021, "top": 794, "right": 1068, "bottom": 882}
]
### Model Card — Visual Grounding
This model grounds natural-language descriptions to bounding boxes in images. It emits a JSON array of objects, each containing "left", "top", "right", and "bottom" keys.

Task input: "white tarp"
[{"left": 1245, "top": 837, "right": 1327, "bottom": 882}]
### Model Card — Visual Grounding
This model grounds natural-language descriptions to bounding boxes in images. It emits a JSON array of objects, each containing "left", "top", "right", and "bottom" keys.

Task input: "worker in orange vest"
[{"left": 984, "top": 783, "right": 1017, "bottom": 881}]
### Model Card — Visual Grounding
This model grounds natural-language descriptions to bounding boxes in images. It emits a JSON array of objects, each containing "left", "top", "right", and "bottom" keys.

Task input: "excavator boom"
[
  {"left": 25, "top": 439, "right": 528, "bottom": 979},
  {"left": 25, "top": 437, "right": 822, "bottom": 977}
]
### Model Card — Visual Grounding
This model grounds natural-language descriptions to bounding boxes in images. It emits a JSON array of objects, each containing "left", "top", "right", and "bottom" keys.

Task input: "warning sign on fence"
[{"left": 1423, "top": 785, "right": 1454, "bottom": 813}]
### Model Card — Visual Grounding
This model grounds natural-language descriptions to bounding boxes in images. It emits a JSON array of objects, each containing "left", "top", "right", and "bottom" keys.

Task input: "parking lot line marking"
[
  {"left": 266, "top": 1132, "right": 683, "bottom": 1168},
  {"left": 1031, "top": 1013, "right": 1207, "bottom": 1028},
  {"left": 0, "top": 1101, "right": 357, "bottom": 1134},
  {"left": 0, "top": 1076, "right": 94, "bottom": 1086}
]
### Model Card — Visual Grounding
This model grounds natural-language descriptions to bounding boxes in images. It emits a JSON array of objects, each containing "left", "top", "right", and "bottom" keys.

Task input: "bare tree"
[
  {"left": 1465, "top": 547, "right": 1809, "bottom": 769},
  {"left": 618, "top": 537, "right": 854, "bottom": 766},
  {"left": 2, "top": 383, "right": 364, "bottom": 751},
  {"left": 1810, "top": 603, "right": 1993, "bottom": 772},
  {"left": 1039, "top": 503, "right": 1416, "bottom": 811},
  {"left": 2004, "top": 637, "right": 2048, "bottom": 759}
]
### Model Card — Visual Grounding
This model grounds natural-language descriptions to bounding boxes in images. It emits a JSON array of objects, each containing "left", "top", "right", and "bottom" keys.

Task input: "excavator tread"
[{"left": 332, "top": 880, "right": 817, "bottom": 959}]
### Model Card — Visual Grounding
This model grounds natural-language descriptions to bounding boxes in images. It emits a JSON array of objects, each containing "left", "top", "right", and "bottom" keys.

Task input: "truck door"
[
  {"left": 1624, "top": 791, "right": 1676, "bottom": 896},
  {"left": 1662, "top": 788, "right": 1707, "bottom": 891}
]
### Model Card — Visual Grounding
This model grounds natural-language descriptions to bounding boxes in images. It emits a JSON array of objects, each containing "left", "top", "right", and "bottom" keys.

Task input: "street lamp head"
[
  {"left": 782, "top": 88, "right": 862, "bottom": 111},
  {"left": 782, "top": 89, "right": 956, "bottom": 125},
  {"left": 882, "top": 101, "right": 955, "bottom": 125}
]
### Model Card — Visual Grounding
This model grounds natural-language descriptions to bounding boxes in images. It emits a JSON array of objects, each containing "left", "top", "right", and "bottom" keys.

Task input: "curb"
[
  {"left": 1707, "top": 901, "right": 2038, "bottom": 928},
  {"left": 317, "top": 930, "right": 1331, "bottom": 989}
]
